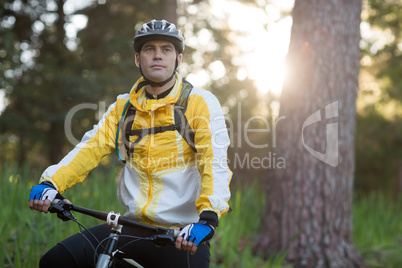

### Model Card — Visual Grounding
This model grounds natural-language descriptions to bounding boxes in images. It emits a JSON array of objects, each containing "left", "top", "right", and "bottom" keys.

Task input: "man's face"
[{"left": 135, "top": 40, "right": 182, "bottom": 83}]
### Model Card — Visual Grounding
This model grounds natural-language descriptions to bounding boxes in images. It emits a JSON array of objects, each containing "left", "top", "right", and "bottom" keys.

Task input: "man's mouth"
[{"left": 151, "top": 64, "right": 165, "bottom": 69}]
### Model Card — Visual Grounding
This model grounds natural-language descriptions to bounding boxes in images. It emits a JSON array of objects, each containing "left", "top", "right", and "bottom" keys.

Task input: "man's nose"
[{"left": 153, "top": 49, "right": 162, "bottom": 60}]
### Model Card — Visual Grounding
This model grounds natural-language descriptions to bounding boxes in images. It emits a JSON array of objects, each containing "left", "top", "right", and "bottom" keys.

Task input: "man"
[{"left": 29, "top": 19, "right": 232, "bottom": 267}]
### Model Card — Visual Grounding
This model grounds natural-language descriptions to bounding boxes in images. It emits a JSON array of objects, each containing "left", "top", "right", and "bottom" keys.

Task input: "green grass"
[
  {"left": 211, "top": 181, "right": 290, "bottom": 268},
  {"left": 353, "top": 194, "right": 402, "bottom": 268},
  {"left": 0, "top": 163, "right": 124, "bottom": 268},
  {"left": 1, "top": 163, "right": 401, "bottom": 267}
]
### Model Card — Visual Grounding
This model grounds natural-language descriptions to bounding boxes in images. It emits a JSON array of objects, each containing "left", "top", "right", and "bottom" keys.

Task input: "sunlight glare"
[
  {"left": 211, "top": 0, "right": 293, "bottom": 95},
  {"left": 246, "top": 17, "right": 292, "bottom": 94}
]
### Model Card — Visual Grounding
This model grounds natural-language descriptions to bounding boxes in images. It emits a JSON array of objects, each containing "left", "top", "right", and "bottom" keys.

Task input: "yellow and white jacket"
[{"left": 40, "top": 73, "right": 232, "bottom": 228}]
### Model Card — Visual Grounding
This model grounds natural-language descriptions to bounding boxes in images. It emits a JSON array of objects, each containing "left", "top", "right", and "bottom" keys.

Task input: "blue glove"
[
  {"left": 178, "top": 222, "right": 214, "bottom": 246},
  {"left": 29, "top": 184, "right": 59, "bottom": 202}
]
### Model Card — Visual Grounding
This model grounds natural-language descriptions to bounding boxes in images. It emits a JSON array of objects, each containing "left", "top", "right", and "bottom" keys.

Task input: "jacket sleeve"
[
  {"left": 39, "top": 97, "right": 127, "bottom": 193},
  {"left": 188, "top": 89, "right": 232, "bottom": 220}
]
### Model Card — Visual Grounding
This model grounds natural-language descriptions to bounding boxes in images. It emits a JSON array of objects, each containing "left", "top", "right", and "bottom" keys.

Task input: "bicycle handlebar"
[{"left": 49, "top": 199, "right": 179, "bottom": 246}]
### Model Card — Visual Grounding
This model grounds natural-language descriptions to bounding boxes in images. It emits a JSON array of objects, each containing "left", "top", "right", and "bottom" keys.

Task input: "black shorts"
[{"left": 40, "top": 223, "right": 210, "bottom": 268}]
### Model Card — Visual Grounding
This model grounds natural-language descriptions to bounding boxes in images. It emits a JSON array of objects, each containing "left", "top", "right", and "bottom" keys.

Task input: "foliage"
[
  {"left": 0, "top": 0, "right": 99, "bottom": 165},
  {"left": 355, "top": 0, "right": 402, "bottom": 194},
  {"left": 365, "top": 0, "right": 402, "bottom": 101},
  {"left": 355, "top": 109, "right": 402, "bottom": 194}
]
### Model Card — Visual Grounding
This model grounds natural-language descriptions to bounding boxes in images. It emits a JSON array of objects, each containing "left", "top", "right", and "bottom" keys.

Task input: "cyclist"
[{"left": 29, "top": 19, "right": 232, "bottom": 267}]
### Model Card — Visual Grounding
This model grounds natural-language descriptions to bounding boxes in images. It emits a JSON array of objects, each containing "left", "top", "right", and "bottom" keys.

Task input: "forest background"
[{"left": 1, "top": 0, "right": 401, "bottom": 267}]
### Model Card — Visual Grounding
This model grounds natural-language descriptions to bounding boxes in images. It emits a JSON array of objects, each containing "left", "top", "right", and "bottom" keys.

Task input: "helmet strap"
[{"left": 137, "top": 58, "right": 179, "bottom": 91}]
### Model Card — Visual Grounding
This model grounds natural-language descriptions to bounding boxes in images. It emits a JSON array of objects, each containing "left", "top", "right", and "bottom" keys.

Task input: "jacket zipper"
[{"left": 141, "top": 107, "right": 154, "bottom": 217}]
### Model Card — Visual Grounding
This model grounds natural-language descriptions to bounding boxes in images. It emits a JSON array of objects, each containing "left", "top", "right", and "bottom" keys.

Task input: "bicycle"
[{"left": 49, "top": 199, "right": 180, "bottom": 268}]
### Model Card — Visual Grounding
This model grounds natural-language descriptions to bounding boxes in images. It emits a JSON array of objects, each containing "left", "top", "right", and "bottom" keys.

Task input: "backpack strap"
[
  {"left": 116, "top": 80, "right": 197, "bottom": 163},
  {"left": 124, "top": 105, "right": 138, "bottom": 159},
  {"left": 115, "top": 99, "right": 131, "bottom": 163},
  {"left": 173, "top": 79, "right": 196, "bottom": 153}
]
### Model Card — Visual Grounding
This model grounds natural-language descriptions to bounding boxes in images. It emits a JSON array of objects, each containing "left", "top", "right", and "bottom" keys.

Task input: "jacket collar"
[{"left": 129, "top": 73, "right": 183, "bottom": 112}]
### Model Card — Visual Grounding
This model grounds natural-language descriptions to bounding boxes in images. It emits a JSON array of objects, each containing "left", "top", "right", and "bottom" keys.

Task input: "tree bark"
[
  {"left": 253, "top": 0, "right": 365, "bottom": 267},
  {"left": 48, "top": 0, "right": 67, "bottom": 163},
  {"left": 164, "top": 0, "right": 177, "bottom": 25}
]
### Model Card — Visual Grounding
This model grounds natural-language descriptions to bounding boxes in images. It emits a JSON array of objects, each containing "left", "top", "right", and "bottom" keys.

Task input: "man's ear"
[
  {"left": 135, "top": 53, "right": 140, "bottom": 68},
  {"left": 177, "top": 53, "right": 183, "bottom": 67}
]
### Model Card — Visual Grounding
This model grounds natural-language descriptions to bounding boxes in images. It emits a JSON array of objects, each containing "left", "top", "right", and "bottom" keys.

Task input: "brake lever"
[
  {"left": 49, "top": 199, "right": 76, "bottom": 222},
  {"left": 150, "top": 234, "right": 176, "bottom": 246}
]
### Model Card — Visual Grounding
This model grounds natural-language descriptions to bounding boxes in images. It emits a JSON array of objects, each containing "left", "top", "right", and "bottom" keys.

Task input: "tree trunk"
[
  {"left": 48, "top": 0, "right": 67, "bottom": 163},
  {"left": 164, "top": 0, "right": 177, "bottom": 25},
  {"left": 253, "top": 0, "right": 365, "bottom": 267}
]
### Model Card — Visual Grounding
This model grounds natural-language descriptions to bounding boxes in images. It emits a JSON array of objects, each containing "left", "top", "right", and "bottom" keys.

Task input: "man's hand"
[
  {"left": 28, "top": 184, "right": 59, "bottom": 213},
  {"left": 175, "top": 223, "right": 214, "bottom": 255}
]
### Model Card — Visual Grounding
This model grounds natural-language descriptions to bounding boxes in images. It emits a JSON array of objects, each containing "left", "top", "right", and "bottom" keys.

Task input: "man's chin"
[{"left": 145, "top": 75, "right": 169, "bottom": 83}]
